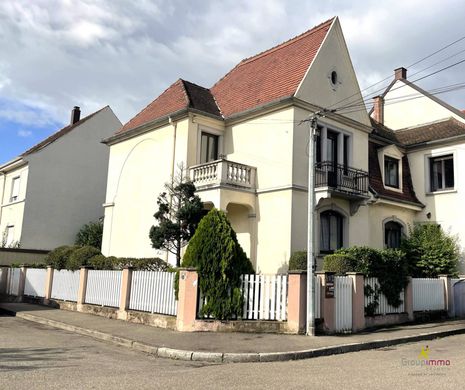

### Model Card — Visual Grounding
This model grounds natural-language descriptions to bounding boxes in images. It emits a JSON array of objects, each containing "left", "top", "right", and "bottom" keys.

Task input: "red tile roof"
[
  {"left": 211, "top": 18, "right": 334, "bottom": 118},
  {"left": 119, "top": 18, "right": 334, "bottom": 133},
  {"left": 395, "top": 118, "right": 465, "bottom": 146}
]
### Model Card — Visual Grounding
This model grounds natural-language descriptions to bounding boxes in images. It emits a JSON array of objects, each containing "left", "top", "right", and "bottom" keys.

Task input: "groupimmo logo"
[{"left": 401, "top": 345, "right": 452, "bottom": 367}]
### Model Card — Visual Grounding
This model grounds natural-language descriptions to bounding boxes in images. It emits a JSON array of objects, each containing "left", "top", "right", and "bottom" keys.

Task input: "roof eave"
[{"left": 405, "top": 133, "right": 465, "bottom": 150}]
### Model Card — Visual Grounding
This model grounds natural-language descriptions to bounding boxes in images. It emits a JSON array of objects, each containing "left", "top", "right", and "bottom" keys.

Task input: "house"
[
  {"left": 0, "top": 106, "right": 122, "bottom": 250},
  {"left": 102, "top": 16, "right": 397, "bottom": 272},
  {"left": 369, "top": 67, "right": 465, "bottom": 271}
]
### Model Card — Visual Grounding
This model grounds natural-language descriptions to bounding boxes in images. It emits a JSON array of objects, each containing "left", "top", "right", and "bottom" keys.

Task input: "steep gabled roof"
[
  {"left": 211, "top": 18, "right": 334, "bottom": 118},
  {"left": 368, "top": 141, "right": 423, "bottom": 207},
  {"left": 21, "top": 106, "right": 108, "bottom": 156},
  {"left": 119, "top": 79, "right": 221, "bottom": 133},
  {"left": 395, "top": 118, "right": 465, "bottom": 146},
  {"left": 118, "top": 18, "right": 335, "bottom": 134}
]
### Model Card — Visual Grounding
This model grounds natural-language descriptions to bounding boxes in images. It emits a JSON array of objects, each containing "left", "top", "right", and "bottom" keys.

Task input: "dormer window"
[{"left": 384, "top": 156, "right": 399, "bottom": 188}]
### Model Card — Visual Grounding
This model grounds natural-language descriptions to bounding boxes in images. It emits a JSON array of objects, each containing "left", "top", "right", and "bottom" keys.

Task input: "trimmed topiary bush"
[
  {"left": 182, "top": 208, "right": 254, "bottom": 320},
  {"left": 288, "top": 251, "right": 307, "bottom": 271},
  {"left": 335, "top": 246, "right": 381, "bottom": 275},
  {"left": 323, "top": 253, "right": 357, "bottom": 275},
  {"left": 67, "top": 246, "right": 101, "bottom": 270},
  {"left": 45, "top": 245, "right": 80, "bottom": 270},
  {"left": 75, "top": 220, "right": 104, "bottom": 249}
]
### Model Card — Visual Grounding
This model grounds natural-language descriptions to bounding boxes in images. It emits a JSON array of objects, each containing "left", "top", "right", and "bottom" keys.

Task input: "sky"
[{"left": 1, "top": 0, "right": 465, "bottom": 164}]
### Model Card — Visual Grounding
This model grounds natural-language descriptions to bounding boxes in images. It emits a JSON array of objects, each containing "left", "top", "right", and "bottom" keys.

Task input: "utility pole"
[{"left": 306, "top": 113, "right": 319, "bottom": 336}]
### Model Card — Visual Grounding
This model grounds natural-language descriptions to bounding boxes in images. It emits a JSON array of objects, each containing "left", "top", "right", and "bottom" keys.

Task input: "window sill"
[
  {"left": 1, "top": 199, "right": 25, "bottom": 207},
  {"left": 383, "top": 184, "right": 403, "bottom": 193},
  {"left": 426, "top": 189, "right": 457, "bottom": 196}
]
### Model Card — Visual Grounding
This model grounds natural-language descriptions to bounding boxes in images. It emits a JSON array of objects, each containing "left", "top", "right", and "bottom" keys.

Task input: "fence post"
[
  {"left": 287, "top": 271, "right": 307, "bottom": 334},
  {"left": 0, "top": 266, "right": 9, "bottom": 295},
  {"left": 18, "top": 265, "right": 28, "bottom": 301},
  {"left": 117, "top": 267, "right": 133, "bottom": 320},
  {"left": 404, "top": 277, "right": 414, "bottom": 321},
  {"left": 176, "top": 268, "right": 198, "bottom": 332},
  {"left": 347, "top": 272, "right": 365, "bottom": 332},
  {"left": 317, "top": 271, "right": 336, "bottom": 333},
  {"left": 439, "top": 275, "right": 454, "bottom": 317},
  {"left": 43, "top": 266, "right": 54, "bottom": 304},
  {"left": 77, "top": 266, "right": 91, "bottom": 311}
]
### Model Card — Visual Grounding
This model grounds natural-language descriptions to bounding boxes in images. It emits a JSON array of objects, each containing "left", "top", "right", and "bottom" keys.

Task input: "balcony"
[
  {"left": 190, "top": 159, "right": 256, "bottom": 191},
  {"left": 315, "top": 161, "right": 369, "bottom": 198}
]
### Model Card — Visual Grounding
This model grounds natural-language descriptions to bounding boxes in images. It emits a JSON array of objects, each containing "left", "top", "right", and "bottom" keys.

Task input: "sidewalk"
[{"left": 1, "top": 302, "right": 465, "bottom": 363}]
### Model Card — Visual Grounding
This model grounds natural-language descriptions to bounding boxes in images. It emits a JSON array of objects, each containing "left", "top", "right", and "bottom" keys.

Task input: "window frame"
[
  {"left": 5, "top": 225, "right": 14, "bottom": 247},
  {"left": 384, "top": 156, "right": 400, "bottom": 189},
  {"left": 429, "top": 154, "right": 454, "bottom": 192},
  {"left": 384, "top": 220, "right": 403, "bottom": 249},
  {"left": 10, "top": 176, "right": 20, "bottom": 203},
  {"left": 319, "top": 210, "right": 344, "bottom": 254}
]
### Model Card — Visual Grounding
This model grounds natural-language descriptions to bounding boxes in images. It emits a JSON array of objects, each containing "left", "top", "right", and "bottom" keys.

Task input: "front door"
[{"left": 327, "top": 131, "right": 338, "bottom": 187}]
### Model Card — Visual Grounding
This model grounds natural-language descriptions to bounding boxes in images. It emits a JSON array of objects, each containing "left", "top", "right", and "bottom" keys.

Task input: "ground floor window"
[
  {"left": 320, "top": 210, "right": 343, "bottom": 253},
  {"left": 385, "top": 221, "right": 403, "bottom": 248}
]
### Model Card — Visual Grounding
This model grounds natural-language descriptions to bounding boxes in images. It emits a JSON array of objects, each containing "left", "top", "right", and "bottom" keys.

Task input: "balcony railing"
[
  {"left": 190, "top": 159, "right": 256, "bottom": 190},
  {"left": 315, "top": 161, "right": 369, "bottom": 196}
]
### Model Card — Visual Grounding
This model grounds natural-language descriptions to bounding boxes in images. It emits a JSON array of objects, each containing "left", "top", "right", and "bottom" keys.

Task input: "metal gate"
[
  {"left": 454, "top": 280, "right": 465, "bottom": 318},
  {"left": 335, "top": 276, "right": 352, "bottom": 332}
]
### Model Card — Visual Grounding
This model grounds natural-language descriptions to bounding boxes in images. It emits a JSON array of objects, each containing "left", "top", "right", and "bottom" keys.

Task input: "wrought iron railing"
[{"left": 315, "top": 161, "right": 369, "bottom": 196}]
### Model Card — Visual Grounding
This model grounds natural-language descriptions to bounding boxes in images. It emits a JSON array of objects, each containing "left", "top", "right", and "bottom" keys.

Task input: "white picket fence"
[
  {"left": 51, "top": 270, "right": 80, "bottom": 302},
  {"left": 85, "top": 270, "right": 122, "bottom": 308},
  {"left": 129, "top": 271, "right": 177, "bottom": 315},
  {"left": 412, "top": 278, "right": 445, "bottom": 311},
  {"left": 334, "top": 276, "right": 352, "bottom": 332},
  {"left": 7, "top": 268, "right": 21, "bottom": 295},
  {"left": 364, "top": 277, "right": 404, "bottom": 315},
  {"left": 24, "top": 268, "right": 47, "bottom": 297},
  {"left": 241, "top": 274, "right": 288, "bottom": 320}
]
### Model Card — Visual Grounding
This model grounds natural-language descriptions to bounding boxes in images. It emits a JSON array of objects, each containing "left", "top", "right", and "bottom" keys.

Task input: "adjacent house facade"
[
  {"left": 0, "top": 106, "right": 122, "bottom": 250},
  {"left": 370, "top": 68, "right": 465, "bottom": 271}
]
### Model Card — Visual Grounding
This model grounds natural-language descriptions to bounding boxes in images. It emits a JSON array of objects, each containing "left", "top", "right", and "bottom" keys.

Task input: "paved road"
[{"left": 1, "top": 314, "right": 464, "bottom": 389}]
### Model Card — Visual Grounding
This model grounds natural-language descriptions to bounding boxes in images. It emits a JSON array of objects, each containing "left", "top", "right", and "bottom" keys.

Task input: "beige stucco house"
[
  {"left": 102, "top": 17, "right": 393, "bottom": 272},
  {"left": 0, "top": 106, "right": 122, "bottom": 250}
]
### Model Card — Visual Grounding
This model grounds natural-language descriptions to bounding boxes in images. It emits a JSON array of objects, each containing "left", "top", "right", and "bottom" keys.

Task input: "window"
[
  {"left": 343, "top": 135, "right": 349, "bottom": 174},
  {"left": 430, "top": 154, "right": 454, "bottom": 191},
  {"left": 385, "top": 221, "right": 403, "bottom": 249},
  {"left": 384, "top": 157, "right": 399, "bottom": 188},
  {"left": 200, "top": 132, "right": 219, "bottom": 164},
  {"left": 10, "top": 177, "right": 20, "bottom": 202},
  {"left": 320, "top": 210, "right": 343, "bottom": 253},
  {"left": 5, "top": 225, "right": 14, "bottom": 247}
]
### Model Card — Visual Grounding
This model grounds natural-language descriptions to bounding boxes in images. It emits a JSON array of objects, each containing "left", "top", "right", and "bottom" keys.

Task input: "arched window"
[
  {"left": 320, "top": 210, "right": 343, "bottom": 253},
  {"left": 385, "top": 221, "right": 403, "bottom": 248}
]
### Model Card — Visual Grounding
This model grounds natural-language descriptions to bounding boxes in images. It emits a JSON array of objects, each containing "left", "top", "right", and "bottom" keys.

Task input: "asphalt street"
[{"left": 1, "top": 313, "right": 464, "bottom": 389}]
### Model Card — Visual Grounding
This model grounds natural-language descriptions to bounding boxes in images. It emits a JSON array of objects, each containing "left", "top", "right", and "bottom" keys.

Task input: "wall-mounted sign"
[{"left": 325, "top": 272, "right": 335, "bottom": 298}]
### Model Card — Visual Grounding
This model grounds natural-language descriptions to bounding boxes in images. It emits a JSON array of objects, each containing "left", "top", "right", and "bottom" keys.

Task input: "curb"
[{"left": 2, "top": 308, "right": 465, "bottom": 364}]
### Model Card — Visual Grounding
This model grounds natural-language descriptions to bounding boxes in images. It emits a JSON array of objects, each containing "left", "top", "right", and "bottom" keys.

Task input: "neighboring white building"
[
  {"left": 0, "top": 106, "right": 122, "bottom": 250},
  {"left": 370, "top": 67, "right": 465, "bottom": 272}
]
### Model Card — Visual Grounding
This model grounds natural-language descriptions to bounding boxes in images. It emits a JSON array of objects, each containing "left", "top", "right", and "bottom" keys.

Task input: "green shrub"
[
  {"left": 116, "top": 257, "right": 170, "bottom": 271},
  {"left": 288, "top": 251, "right": 307, "bottom": 271},
  {"left": 182, "top": 208, "right": 254, "bottom": 320},
  {"left": 45, "top": 245, "right": 79, "bottom": 270},
  {"left": 89, "top": 255, "right": 115, "bottom": 270},
  {"left": 401, "top": 223, "right": 459, "bottom": 277},
  {"left": 67, "top": 246, "right": 101, "bottom": 271},
  {"left": 323, "top": 254, "right": 357, "bottom": 275},
  {"left": 335, "top": 246, "right": 381, "bottom": 275},
  {"left": 75, "top": 220, "right": 103, "bottom": 249}
]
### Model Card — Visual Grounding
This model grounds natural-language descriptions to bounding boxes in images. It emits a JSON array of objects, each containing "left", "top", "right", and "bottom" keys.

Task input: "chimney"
[
  {"left": 394, "top": 67, "right": 407, "bottom": 80},
  {"left": 372, "top": 96, "right": 384, "bottom": 124},
  {"left": 70, "top": 106, "right": 81, "bottom": 125}
]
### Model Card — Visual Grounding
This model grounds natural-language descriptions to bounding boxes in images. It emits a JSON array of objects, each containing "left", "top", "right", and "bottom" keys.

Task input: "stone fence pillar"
[
  {"left": 347, "top": 272, "right": 365, "bottom": 332},
  {"left": 117, "top": 267, "right": 134, "bottom": 320},
  {"left": 316, "top": 271, "right": 336, "bottom": 333},
  {"left": 0, "top": 266, "right": 9, "bottom": 294},
  {"left": 404, "top": 277, "right": 414, "bottom": 321},
  {"left": 287, "top": 271, "right": 307, "bottom": 334},
  {"left": 44, "top": 266, "right": 54, "bottom": 304},
  {"left": 439, "top": 274, "right": 454, "bottom": 317},
  {"left": 18, "top": 265, "right": 27, "bottom": 301},
  {"left": 176, "top": 268, "right": 198, "bottom": 332},
  {"left": 77, "top": 266, "right": 91, "bottom": 311}
]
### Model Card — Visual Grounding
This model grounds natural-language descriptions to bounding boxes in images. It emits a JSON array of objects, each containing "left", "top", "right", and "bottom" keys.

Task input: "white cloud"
[{"left": 17, "top": 129, "right": 32, "bottom": 138}]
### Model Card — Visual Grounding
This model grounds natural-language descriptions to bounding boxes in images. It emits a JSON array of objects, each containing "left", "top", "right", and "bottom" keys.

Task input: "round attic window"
[{"left": 330, "top": 70, "right": 338, "bottom": 86}]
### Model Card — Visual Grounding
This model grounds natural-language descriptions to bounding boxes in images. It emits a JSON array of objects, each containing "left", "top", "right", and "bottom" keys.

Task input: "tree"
[
  {"left": 401, "top": 223, "right": 460, "bottom": 277},
  {"left": 75, "top": 220, "right": 104, "bottom": 249},
  {"left": 182, "top": 208, "right": 254, "bottom": 320},
  {"left": 149, "top": 165, "right": 204, "bottom": 267}
]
